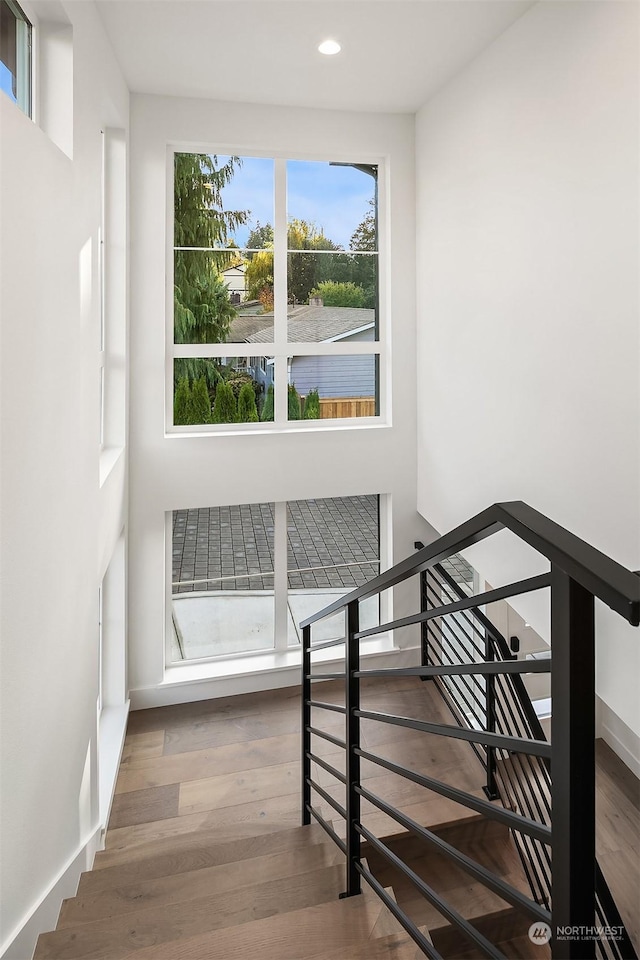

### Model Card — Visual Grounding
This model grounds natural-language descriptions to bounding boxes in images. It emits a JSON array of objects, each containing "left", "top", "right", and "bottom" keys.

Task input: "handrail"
[{"left": 300, "top": 501, "right": 640, "bottom": 627}]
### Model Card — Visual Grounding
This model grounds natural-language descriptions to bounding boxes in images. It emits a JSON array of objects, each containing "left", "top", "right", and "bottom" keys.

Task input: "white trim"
[
  {"left": 596, "top": 695, "right": 640, "bottom": 779},
  {"left": 132, "top": 641, "right": 420, "bottom": 710},
  {"left": 0, "top": 827, "right": 101, "bottom": 960},
  {"left": 325, "top": 322, "right": 376, "bottom": 343}
]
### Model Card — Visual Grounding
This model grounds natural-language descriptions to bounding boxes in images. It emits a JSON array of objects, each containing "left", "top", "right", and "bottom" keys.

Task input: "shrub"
[
  {"left": 211, "top": 381, "right": 237, "bottom": 424},
  {"left": 174, "top": 377, "right": 192, "bottom": 425},
  {"left": 309, "top": 280, "right": 366, "bottom": 308},
  {"left": 261, "top": 383, "right": 274, "bottom": 422},
  {"left": 303, "top": 388, "right": 320, "bottom": 420},
  {"left": 238, "top": 382, "right": 259, "bottom": 422},
  {"left": 288, "top": 383, "right": 301, "bottom": 421},
  {"left": 190, "top": 377, "right": 212, "bottom": 424}
]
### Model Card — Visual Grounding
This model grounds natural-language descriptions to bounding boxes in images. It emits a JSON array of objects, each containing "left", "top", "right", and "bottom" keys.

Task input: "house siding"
[{"left": 291, "top": 354, "right": 375, "bottom": 399}]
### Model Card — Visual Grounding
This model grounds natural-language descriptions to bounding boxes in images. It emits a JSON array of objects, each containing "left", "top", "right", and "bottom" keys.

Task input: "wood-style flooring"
[{"left": 35, "top": 675, "right": 640, "bottom": 959}]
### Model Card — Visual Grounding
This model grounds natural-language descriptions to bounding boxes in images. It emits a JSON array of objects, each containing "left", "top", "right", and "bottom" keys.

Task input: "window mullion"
[{"left": 273, "top": 158, "right": 287, "bottom": 424}]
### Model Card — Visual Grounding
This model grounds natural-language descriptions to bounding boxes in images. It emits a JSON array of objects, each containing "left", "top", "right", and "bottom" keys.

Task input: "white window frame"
[
  {"left": 1, "top": 0, "right": 33, "bottom": 118},
  {"left": 166, "top": 145, "right": 388, "bottom": 435}
]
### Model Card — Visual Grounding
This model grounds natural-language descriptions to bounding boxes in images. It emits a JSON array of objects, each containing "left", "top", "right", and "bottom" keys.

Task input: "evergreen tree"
[
  {"left": 190, "top": 377, "right": 212, "bottom": 424},
  {"left": 174, "top": 377, "right": 192, "bottom": 425},
  {"left": 288, "top": 383, "right": 302, "bottom": 420},
  {"left": 303, "top": 388, "right": 321, "bottom": 419},
  {"left": 211, "top": 381, "right": 237, "bottom": 424},
  {"left": 237, "top": 382, "right": 259, "bottom": 422},
  {"left": 245, "top": 221, "right": 274, "bottom": 259},
  {"left": 174, "top": 153, "right": 247, "bottom": 345},
  {"left": 261, "top": 383, "right": 274, "bottom": 422},
  {"left": 349, "top": 199, "right": 377, "bottom": 309}
]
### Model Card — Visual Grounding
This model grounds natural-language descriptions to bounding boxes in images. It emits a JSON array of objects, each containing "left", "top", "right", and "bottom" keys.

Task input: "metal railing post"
[
  {"left": 342, "top": 599, "right": 362, "bottom": 897},
  {"left": 484, "top": 631, "right": 499, "bottom": 800},
  {"left": 420, "top": 569, "right": 432, "bottom": 677},
  {"left": 302, "top": 624, "right": 311, "bottom": 825},
  {"left": 550, "top": 567, "right": 596, "bottom": 958}
]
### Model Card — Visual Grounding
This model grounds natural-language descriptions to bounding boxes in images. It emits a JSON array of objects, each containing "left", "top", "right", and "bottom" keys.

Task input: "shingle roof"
[{"left": 245, "top": 305, "right": 374, "bottom": 344}]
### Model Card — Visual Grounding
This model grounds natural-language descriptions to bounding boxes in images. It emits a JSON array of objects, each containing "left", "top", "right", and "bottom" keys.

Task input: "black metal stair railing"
[
  {"left": 424, "top": 562, "right": 636, "bottom": 960},
  {"left": 300, "top": 501, "right": 640, "bottom": 960}
]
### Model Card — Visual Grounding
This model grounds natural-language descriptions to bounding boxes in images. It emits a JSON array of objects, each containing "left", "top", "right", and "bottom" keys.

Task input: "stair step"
[
  {"left": 34, "top": 862, "right": 344, "bottom": 960},
  {"left": 93, "top": 819, "right": 326, "bottom": 877},
  {"left": 100, "top": 790, "right": 303, "bottom": 864},
  {"left": 429, "top": 906, "right": 526, "bottom": 956},
  {"left": 118, "top": 886, "right": 413, "bottom": 960},
  {"left": 59, "top": 840, "right": 343, "bottom": 927}
]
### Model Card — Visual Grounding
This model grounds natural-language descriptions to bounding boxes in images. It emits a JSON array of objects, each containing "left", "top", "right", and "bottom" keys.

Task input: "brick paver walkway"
[{"left": 172, "top": 496, "right": 380, "bottom": 594}]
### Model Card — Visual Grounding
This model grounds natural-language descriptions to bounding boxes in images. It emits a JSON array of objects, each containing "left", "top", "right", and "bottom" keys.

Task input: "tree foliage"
[
  {"left": 211, "top": 381, "right": 237, "bottom": 424},
  {"left": 261, "top": 384, "right": 274, "bottom": 422},
  {"left": 288, "top": 383, "right": 302, "bottom": 420},
  {"left": 174, "top": 153, "right": 247, "bottom": 346},
  {"left": 245, "top": 221, "right": 274, "bottom": 258},
  {"left": 173, "top": 376, "right": 212, "bottom": 425},
  {"left": 237, "top": 382, "right": 259, "bottom": 422},
  {"left": 310, "top": 281, "right": 366, "bottom": 308},
  {"left": 303, "top": 388, "right": 321, "bottom": 420}
]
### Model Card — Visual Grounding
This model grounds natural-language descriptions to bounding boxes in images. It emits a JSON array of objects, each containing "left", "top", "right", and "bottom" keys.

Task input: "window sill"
[{"left": 164, "top": 420, "right": 389, "bottom": 440}]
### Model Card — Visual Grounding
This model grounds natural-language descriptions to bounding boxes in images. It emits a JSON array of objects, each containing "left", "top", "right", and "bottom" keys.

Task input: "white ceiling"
[{"left": 94, "top": 0, "right": 535, "bottom": 113}]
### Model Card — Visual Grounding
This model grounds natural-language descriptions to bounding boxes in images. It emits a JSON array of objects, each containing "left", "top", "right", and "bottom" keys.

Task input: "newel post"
[
  {"left": 343, "top": 599, "right": 362, "bottom": 897},
  {"left": 550, "top": 567, "right": 596, "bottom": 958},
  {"left": 302, "top": 623, "right": 311, "bottom": 825}
]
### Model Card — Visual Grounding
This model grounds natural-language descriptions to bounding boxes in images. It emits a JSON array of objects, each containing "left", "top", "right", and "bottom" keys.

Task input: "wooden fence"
[{"left": 318, "top": 397, "right": 376, "bottom": 419}]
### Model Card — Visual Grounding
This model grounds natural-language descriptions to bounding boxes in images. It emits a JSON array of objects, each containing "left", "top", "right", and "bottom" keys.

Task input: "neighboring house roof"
[
  {"left": 245, "top": 305, "right": 375, "bottom": 344},
  {"left": 221, "top": 261, "right": 247, "bottom": 275},
  {"left": 228, "top": 315, "right": 275, "bottom": 341}
]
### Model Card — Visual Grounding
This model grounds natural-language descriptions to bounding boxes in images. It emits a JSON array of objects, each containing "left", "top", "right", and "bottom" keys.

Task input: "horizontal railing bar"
[
  {"left": 306, "top": 673, "right": 344, "bottom": 681},
  {"left": 356, "top": 710, "right": 551, "bottom": 759},
  {"left": 357, "top": 786, "right": 550, "bottom": 923},
  {"left": 308, "top": 699, "right": 346, "bottom": 715},
  {"left": 356, "top": 748, "right": 551, "bottom": 844},
  {"left": 358, "top": 827, "right": 507, "bottom": 960},
  {"left": 307, "top": 636, "right": 346, "bottom": 652},
  {"left": 433, "top": 563, "right": 513, "bottom": 659},
  {"left": 300, "top": 500, "right": 640, "bottom": 628},
  {"left": 355, "top": 660, "right": 551, "bottom": 679},
  {"left": 306, "top": 751, "right": 347, "bottom": 785},
  {"left": 354, "top": 574, "right": 551, "bottom": 640},
  {"left": 356, "top": 864, "right": 443, "bottom": 960},
  {"left": 305, "top": 803, "right": 347, "bottom": 854},
  {"left": 307, "top": 725, "right": 346, "bottom": 751},
  {"left": 306, "top": 777, "right": 346, "bottom": 820}
]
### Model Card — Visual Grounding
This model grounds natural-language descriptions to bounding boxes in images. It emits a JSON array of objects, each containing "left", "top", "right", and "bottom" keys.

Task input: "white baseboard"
[
  {"left": 596, "top": 695, "right": 640, "bottom": 779},
  {"left": 1, "top": 827, "right": 101, "bottom": 960},
  {"left": 130, "top": 643, "right": 421, "bottom": 710}
]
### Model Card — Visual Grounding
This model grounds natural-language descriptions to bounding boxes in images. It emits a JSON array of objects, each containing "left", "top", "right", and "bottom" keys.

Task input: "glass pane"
[
  {"left": 287, "top": 160, "right": 377, "bottom": 252},
  {"left": 174, "top": 249, "right": 275, "bottom": 345},
  {"left": 173, "top": 357, "right": 273, "bottom": 425},
  {"left": 171, "top": 503, "right": 275, "bottom": 661},
  {"left": 287, "top": 495, "right": 380, "bottom": 646},
  {"left": 174, "top": 153, "right": 273, "bottom": 250},
  {"left": 288, "top": 355, "right": 378, "bottom": 420},
  {"left": 0, "top": 0, "right": 31, "bottom": 116},
  {"left": 285, "top": 252, "right": 377, "bottom": 340}
]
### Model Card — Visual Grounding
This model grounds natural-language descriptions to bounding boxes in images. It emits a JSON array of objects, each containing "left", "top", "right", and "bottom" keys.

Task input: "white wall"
[
  {"left": 128, "top": 95, "right": 425, "bottom": 702},
  {"left": 415, "top": 2, "right": 639, "bottom": 737},
  {"left": 0, "top": 2, "right": 128, "bottom": 955}
]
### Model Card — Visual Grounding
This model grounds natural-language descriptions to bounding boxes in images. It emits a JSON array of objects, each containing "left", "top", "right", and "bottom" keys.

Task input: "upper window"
[
  {"left": 0, "top": 0, "right": 32, "bottom": 118},
  {"left": 170, "top": 153, "right": 381, "bottom": 429}
]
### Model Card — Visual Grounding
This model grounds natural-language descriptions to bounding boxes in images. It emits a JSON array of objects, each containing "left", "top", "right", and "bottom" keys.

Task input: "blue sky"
[
  {"left": 213, "top": 155, "right": 375, "bottom": 250},
  {"left": 0, "top": 62, "right": 17, "bottom": 102}
]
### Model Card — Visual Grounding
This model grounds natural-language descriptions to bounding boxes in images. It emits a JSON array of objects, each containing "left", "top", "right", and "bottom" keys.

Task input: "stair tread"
[
  {"left": 60, "top": 841, "right": 343, "bottom": 927},
  {"left": 119, "top": 888, "right": 410, "bottom": 960},
  {"left": 34, "top": 862, "right": 344, "bottom": 960},
  {"left": 93, "top": 819, "right": 327, "bottom": 878}
]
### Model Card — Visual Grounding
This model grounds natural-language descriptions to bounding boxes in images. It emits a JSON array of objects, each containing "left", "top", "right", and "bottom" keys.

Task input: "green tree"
[
  {"left": 190, "top": 377, "right": 212, "bottom": 424},
  {"left": 246, "top": 249, "right": 274, "bottom": 302},
  {"left": 237, "top": 382, "right": 259, "bottom": 422},
  {"left": 303, "top": 388, "right": 321, "bottom": 420},
  {"left": 287, "top": 219, "right": 341, "bottom": 303},
  {"left": 174, "top": 153, "right": 247, "bottom": 347},
  {"left": 310, "top": 281, "right": 366, "bottom": 308},
  {"left": 288, "top": 383, "right": 302, "bottom": 420},
  {"left": 245, "top": 221, "right": 274, "bottom": 258},
  {"left": 211, "top": 381, "right": 237, "bottom": 423},
  {"left": 261, "top": 383, "right": 274, "bottom": 422},
  {"left": 349, "top": 199, "right": 377, "bottom": 309},
  {"left": 174, "top": 377, "right": 192, "bottom": 425}
]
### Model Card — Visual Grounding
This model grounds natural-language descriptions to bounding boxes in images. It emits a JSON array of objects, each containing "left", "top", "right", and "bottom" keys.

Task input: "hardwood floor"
[{"left": 35, "top": 676, "right": 640, "bottom": 959}]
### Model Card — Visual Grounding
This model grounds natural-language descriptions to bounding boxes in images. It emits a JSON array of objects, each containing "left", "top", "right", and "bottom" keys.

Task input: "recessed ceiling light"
[{"left": 318, "top": 39, "right": 341, "bottom": 56}]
